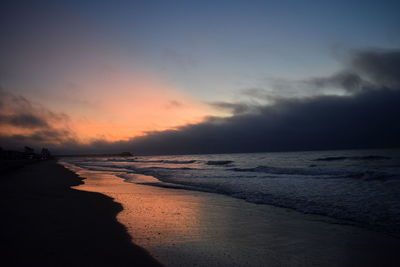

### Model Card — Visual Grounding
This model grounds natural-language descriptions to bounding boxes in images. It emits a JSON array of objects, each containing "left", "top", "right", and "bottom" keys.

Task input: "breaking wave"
[
  {"left": 206, "top": 160, "right": 234, "bottom": 165},
  {"left": 314, "top": 155, "right": 391, "bottom": 161}
]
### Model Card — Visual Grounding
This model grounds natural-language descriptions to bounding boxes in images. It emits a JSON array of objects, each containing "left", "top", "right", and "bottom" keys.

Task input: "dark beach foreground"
[{"left": 0, "top": 160, "right": 162, "bottom": 267}]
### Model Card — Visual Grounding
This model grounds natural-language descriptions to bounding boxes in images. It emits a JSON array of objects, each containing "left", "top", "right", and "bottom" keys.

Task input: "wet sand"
[
  {"left": 0, "top": 160, "right": 161, "bottom": 267},
  {"left": 70, "top": 166, "right": 400, "bottom": 267}
]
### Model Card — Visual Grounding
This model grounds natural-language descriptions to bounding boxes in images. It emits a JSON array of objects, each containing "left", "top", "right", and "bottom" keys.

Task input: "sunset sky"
[{"left": 1, "top": 0, "right": 399, "bottom": 154}]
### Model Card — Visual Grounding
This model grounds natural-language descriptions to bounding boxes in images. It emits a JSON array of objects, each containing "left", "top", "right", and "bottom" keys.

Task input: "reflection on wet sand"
[
  {"left": 71, "top": 168, "right": 400, "bottom": 267},
  {"left": 74, "top": 171, "right": 204, "bottom": 246}
]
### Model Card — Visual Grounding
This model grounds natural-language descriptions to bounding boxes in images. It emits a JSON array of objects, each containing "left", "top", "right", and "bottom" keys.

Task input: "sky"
[{"left": 1, "top": 0, "right": 399, "bottom": 154}]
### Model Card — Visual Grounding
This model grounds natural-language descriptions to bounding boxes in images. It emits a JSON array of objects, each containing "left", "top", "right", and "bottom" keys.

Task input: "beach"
[
  {"left": 0, "top": 160, "right": 161, "bottom": 267},
  {"left": 67, "top": 159, "right": 400, "bottom": 267},
  {"left": 2, "top": 159, "right": 400, "bottom": 267},
  {"left": 2, "top": 1, "right": 399, "bottom": 266}
]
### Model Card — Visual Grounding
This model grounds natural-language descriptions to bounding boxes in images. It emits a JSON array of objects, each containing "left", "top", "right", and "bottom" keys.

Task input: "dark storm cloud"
[
  {"left": 0, "top": 89, "right": 68, "bottom": 128},
  {"left": 351, "top": 49, "right": 400, "bottom": 87},
  {"left": 305, "top": 71, "right": 365, "bottom": 93},
  {"left": 305, "top": 48, "right": 400, "bottom": 93},
  {"left": 124, "top": 89, "right": 400, "bottom": 155},
  {"left": 0, "top": 128, "right": 73, "bottom": 147},
  {"left": 0, "top": 88, "right": 75, "bottom": 150},
  {"left": 118, "top": 48, "right": 400, "bottom": 155},
  {"left": 0, "top": 113, "right": 49, "bottom": 128}
]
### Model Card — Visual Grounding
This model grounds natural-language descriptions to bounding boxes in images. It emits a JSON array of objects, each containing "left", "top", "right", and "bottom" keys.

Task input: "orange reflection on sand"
[{"left": 73, "top": 171, "right": 203, "bottom": 246}]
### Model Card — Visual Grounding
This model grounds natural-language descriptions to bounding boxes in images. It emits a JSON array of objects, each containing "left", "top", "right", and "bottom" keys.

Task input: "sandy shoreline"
[
  {"left": 2, "top": 160, "right": 400, "bottom": 267},
  {"left": 0, "top": 160, "right": 161, "bottom": 266},
  {"left": 69, "top": 163, "right": 400, "bottom": 267}
]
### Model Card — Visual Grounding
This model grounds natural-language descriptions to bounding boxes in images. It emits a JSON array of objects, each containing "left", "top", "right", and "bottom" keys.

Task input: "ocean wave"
[
  {"left": 346, "top": 171, "right": 397, "bottom": 181},
  {"left": 229, "top": 165, "right": 347, "bottom": 176},
  {"left": 74, "top": 162, "right": 131, "bottom": 172},
  {"left": 229, "top": 165, "right": 394, "bottom": 180},
  {"left": 135, "top": 166, "right": 195, "bottom": 171},
  {"left": 108, "top": 159, "right": 197, "bottom": 164},
  {"left": 125, "top": 166, "right": 196, "bottom": 178},
  {"left": 314, "top": 155, "right": 391, "bottom": 161},
  {"left": 118, "top": 159, "right": 164, "bottom": 163},
  {"left": 76, "top": 161, "right": 396, "bottom": 181},
  {"left": 106, "top": 158, "right": 137, "bottom": 162},
  {"left": 160, "top": 160, "right": 197, "bottom": 164},
  {"left": 206, "top": 160, "right": 234, "bottom": 165}
]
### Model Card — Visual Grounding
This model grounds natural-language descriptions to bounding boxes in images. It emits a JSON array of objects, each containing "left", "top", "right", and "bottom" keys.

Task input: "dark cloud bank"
[
  {"left": 1, "top": 48, "right": 400, "bottom": 155},
  {"left": 124, "top": 48, "right": 400, "bottom": 155}
]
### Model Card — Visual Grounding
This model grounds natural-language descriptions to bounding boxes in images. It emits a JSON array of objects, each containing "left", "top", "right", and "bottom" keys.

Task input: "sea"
[{"left": 60, "top": 148, "right": 400, "bottom": 235}]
